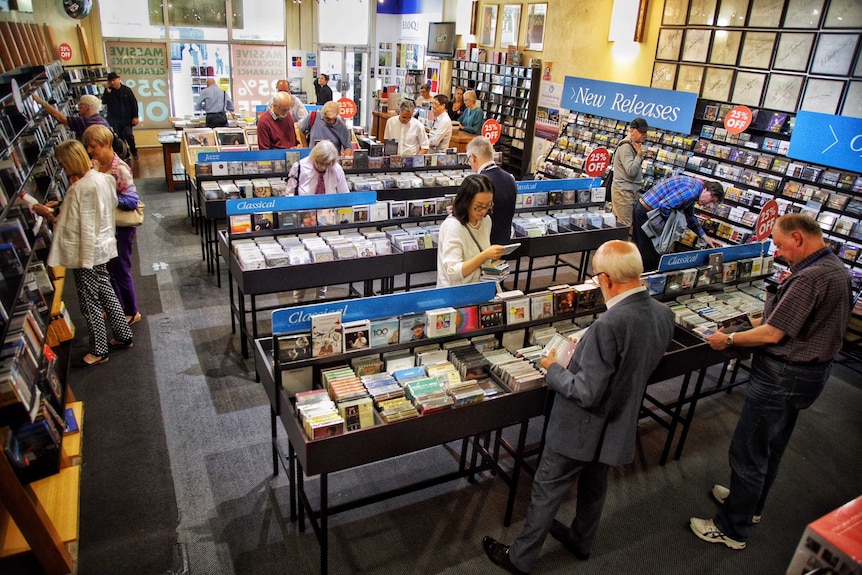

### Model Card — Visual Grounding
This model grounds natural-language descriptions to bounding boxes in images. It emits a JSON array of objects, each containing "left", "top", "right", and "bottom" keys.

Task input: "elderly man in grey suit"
[{"left": 483, "top": 240, "right": 674, "bottom": 574}]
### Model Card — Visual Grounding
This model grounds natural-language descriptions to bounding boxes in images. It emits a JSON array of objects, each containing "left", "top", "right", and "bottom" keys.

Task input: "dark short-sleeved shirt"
[
  {"left": 67, "top": 114, "right": 110, "bottom": 141},
  {"left": 763, "top": 247, "right": 852, "bottom": 363}
]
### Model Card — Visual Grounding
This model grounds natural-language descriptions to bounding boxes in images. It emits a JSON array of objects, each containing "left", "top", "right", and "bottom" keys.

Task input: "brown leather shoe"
[
  {"left": 482, "top": 536, "right": 528, "bottom": 575},
  {"left": 549, "top": 520, "right": 590, "bottom": 560}
]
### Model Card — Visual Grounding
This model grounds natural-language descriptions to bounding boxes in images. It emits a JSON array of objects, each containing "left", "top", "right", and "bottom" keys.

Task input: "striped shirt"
[
  {"left": 642, "top": 175, "right": 706, "bottom": 237},
  {"left": 763, "top": 247, "right": 852, "bottom": 363}
]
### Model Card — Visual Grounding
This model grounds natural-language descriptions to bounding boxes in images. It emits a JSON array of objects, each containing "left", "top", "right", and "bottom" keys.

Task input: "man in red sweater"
[{"left": 257, "top": 92, "right": 297, "bottom": 149}]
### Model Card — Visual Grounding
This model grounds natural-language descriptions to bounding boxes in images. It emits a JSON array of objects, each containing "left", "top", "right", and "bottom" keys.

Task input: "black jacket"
[{"left": 102, "top": 85, "right": 139, "bottom": 126}]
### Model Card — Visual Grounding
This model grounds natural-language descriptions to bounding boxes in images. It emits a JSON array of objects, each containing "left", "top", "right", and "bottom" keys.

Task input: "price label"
[
  {"left": 482, "top": 119, "right": 501, "bottom": 144},
  {"left": 724, "top": 105, "right": 753, "bottom": 135},
  {"left": 58, "top": 43, "right": 73, "bottom": 62},
  {"left": 584, "top": 147, "right": 611, "bottom": 177},
  {"left": 338, "top": 97, "right": 357, "bottom": 119},
  {"left": 754, "top": 199, "right": 779, "bottom": 241}
]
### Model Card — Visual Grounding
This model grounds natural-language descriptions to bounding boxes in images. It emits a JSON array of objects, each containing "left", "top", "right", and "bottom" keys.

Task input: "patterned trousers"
[{"left": 74, "top": 265, "right": 133, "bottom": 356}]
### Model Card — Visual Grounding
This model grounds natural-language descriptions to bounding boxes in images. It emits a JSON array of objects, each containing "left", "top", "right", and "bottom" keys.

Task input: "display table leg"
[
  {"left": 504, "top": 421, "right": 530, "bottom": 527},
  {"left": 320, "top": 473, "right": 329, "bottom": 575},
  {"left": 674, "top": 368, "right": 709, "bottom": 461},
  {"left": 660, "top": 371, "right": 693, "bottom": 465},
  {"left": 288, "top": 442, "right": 296, "bottom": 521}
]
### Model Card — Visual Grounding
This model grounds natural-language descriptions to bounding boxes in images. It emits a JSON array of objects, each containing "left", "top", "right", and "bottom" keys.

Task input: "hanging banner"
[
  {"left": 104, "top": 41, "right": 171, "bottom": 129},
  {"left": 231, "top": 45, "right": 286, "bottom": 114}
]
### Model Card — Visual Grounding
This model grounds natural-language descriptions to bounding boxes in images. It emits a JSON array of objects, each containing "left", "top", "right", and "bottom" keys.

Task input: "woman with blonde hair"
[
  {"left": 48, "top": 140, "right": 134, "bottom": 366},
  {"left": 83, "top": 124, "right": 142, "bottom": 326}
]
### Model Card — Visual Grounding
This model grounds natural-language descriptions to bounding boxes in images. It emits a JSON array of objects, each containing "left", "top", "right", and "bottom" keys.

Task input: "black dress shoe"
[
  {"left": 549, "top": 520, "right": 590, "bottom": 561},
  {"left": 482, "top": 536, "right": 529, "bottom": 575}
]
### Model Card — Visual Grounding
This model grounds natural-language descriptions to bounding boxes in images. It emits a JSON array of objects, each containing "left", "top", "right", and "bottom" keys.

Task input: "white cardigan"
[
  {"left": 436, "top": 215, "right": 491, "bottom": 287},
  {"left": 48, "top": 169, "right": 118, "bottom": 269}
]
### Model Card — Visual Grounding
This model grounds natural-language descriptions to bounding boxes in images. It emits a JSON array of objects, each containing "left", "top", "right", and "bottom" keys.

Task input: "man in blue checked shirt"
[{"left": 632, "top": 175, "right": 724, "bottom": 271}]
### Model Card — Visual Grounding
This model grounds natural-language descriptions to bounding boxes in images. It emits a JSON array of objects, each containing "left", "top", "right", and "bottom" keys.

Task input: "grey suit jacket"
[{"left": 544, "top": 290, "right": 674, "bottom": 466}]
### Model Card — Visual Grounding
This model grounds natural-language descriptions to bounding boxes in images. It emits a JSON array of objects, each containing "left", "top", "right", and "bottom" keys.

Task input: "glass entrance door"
[{"left": 318, "top": 47, "right": 369, "bottom": 129}]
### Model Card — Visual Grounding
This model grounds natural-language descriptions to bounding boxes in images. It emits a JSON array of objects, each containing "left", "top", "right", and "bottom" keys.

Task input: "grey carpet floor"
[{"left": 65, "top": 178, "right": 862, "bottom": 575}]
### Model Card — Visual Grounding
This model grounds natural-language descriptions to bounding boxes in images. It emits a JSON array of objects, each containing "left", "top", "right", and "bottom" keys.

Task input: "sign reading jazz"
[
  {"left": 105, "top": 42, "right": 171, "bottom": 129},
  {"left": 231, "top": 45, "right": 286, "bottom": 115},
  {"left": 788, "top": 111, "right": 862, "bottom": 174},
  {"left": 561, "top": 77, "right": 698, "bottom": 134}
]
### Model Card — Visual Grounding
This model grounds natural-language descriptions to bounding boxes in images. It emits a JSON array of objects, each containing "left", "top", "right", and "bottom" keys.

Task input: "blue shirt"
[
  {"left": 195, "top": 84, "right": 234, "bottom": 113},
  {"left": 641, "top": 175, "right": 706, "bottom": 237},
  {"left": 459, "top": 106, "right": 484, "bottom": 134}
]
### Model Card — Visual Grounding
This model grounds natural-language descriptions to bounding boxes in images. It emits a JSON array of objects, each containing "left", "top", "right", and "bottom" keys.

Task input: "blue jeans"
[{"left": 715, "top": 352, "right": 831, "bottom": 541}]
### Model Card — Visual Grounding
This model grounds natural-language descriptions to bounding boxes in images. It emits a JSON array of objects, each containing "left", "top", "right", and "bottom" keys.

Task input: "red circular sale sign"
[
  {"left": 724, "top": 105, "right": 753, "bottom": 135},
  {"left": 481, "top": 119, "right": 501, "bottom": 144},
  {"left": 337, "top": 98, "right": 357, "bottom": 119},
  {"left": 754, "top": 199, "right": 779, "bottom": 241},
  {"left": 584, "top": 147, "right": 611, "bottom": 177},
  {"left": 58, "top": 43, "right": 73, "bottom": 62}
]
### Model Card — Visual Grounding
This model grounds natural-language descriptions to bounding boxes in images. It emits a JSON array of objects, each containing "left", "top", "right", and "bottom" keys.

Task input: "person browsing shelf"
[
  {"left": 257, "top": 92, "right": 297, "bottom": 150},
  {"left": 195, "top": 79, "right": 234, "bottom": 118},
  {"left": 427, "top": 95, "right": 453, "bottom": 154},
  {"left": 459, "top": 90, "right": 484, "bottom": 135},
  {"left": 383, "top": 100, "right": 429, "bottom": 156},
  {"left": 632, "top": 175, "right": 724, "bottom": 271},
  {"left": 275, "top": 79, "right": 308, "bottom": 123},
  {"left": 414, "top": 84, "right": 433, "bottom": 108},
  {"left": 47, "top": 140, "right": 134, "bottom": 367},
  {"left": 436, "top": 174, "right": 506, "bottom": 287},
  {"left": 483, "top": 240, "right": 674, "bottom": 575},
  {"left": 467, "top": 136, "right": 516, "bottom": 245},
  {"left": 448, "top": 87, "right": 466, "bottom": 123},
  {"left": 31, "top": 93, "right": 109, "bottom": 141},
  {"left": 300, "top": 101, "right": 354, "bottom": 156},
  {"left": 285, "top": 140, "right": 348, "bottom": 196},
  {"left": 611, "top": 117, "right": 649, "bottom": 227},
  {"left": 82, "top": 125, "right": 142, "bottom": 327},
  {"left": 691, "top": 214, "right": 851, "bottom": 551}
]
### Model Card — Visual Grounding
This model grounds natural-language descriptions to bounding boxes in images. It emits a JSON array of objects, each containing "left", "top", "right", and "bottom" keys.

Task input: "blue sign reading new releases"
[
  {"left": 788, "top": 111, "right": 862, "bottom": 174},
  {"left": 561, "top": 77, "right": 698, "bottom": 134},
  {"left": 516, "top": 177, "right": 600, "bottom": 194}
]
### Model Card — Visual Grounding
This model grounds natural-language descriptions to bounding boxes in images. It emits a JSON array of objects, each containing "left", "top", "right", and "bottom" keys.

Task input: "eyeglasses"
[
  {"left": 472, "top": 202, "right": 493, "bottom": 213},
  {"left": 323, "top": 116, "right": 338, "bottom": 124},
  {"left": 591, "top": 271, "right": 608, "bottom": 285}
]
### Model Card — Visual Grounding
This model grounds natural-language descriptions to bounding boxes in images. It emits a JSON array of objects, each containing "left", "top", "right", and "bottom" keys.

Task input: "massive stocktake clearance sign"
[
  {"left": 561, "top": 77, "right": 698, "bottom": 134},
  {"left": 105, "top": 41, "right": 171, "bottom": 129}
]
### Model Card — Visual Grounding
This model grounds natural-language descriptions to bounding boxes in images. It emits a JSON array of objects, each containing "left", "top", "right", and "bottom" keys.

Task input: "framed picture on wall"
[
  {"left": 656, "top": 28, "right": 683, "bottom": 61},
  {"left": 740, "top": 31, "right": 776, "bottom": 69},
  {"left": 676, "top": 65, "right": 705, "bottom": 95},
  {"left": 716, "top": 0, "right": 749, "bottom": 26},
  {"left": 732, "top": 71, "right": 766, "bottom": 106},
  {"left": 782, "top": 0, "right": 825, "bottom": 28},
  {"left": 843, "top": 81, "right": 862, "bottom": 118},
  {"left": 500, "top": 5, "right": 522, "bottom": 48},
  {"left": 825, "top": 0, "right": 862, "bottom": 28},
  {"left": 800, "top": 78, "right": 845, "bottom": 115},
  {"left": 688, "top": 0, "right": 717, "bottom": 25},
  {"left": 709, "top": 30, "right": 742, "bottom": 66},
  {"left": 682, "top": 29, "right": 712, "bottom": 63},
  {"left": 651, "top": 62, "right": 678, "bottom": 90},
  {"left": 701, "top": 67, "right": 734, "bottom": 101},
  {"left": 810, "top": 34, "right": 859, "bottom": 76},
  {"left": 763, "top": 74, "right": 804, "bottom": 112},
  {"left": 772, "top": 33, "right": 815, "bottom": 72},
  {"left": 479, "top": 4, "right": 498, "bottom": 47},
  {"left": 662, "top": 0, "right": 687, "bottom": 25},
  {"left": 525, "top": 4, "right": 547, "bottom": 51},
  {"left": 747, "top": 0, "right": 783, "bottom": 27}
]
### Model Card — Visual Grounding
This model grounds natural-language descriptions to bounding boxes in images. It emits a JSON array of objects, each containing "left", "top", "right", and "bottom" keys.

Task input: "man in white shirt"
[
  {"left": 383, "top": 100, "right": 429, "bottom": 156},
  {"left": 275, "top": 79, "right": 308, "bottom": 123},
  {"left": 428, "top": 95, "right": 453, "bottom": 153}
]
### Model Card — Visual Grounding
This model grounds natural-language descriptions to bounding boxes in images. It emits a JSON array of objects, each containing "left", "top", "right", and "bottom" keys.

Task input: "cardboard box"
[{"left": 786, "top": 495, "right": 862, "bottom": 574}]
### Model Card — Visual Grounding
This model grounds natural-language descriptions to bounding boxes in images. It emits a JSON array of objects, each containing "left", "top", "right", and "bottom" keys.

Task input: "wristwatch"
[{"left": 725, "top": 333, "right": 735, "bottom": 347}]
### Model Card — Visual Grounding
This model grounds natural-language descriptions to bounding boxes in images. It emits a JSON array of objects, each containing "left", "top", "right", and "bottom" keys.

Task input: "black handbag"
[{"left": 206, "top": 91, "right": 229, "bottom": 128}]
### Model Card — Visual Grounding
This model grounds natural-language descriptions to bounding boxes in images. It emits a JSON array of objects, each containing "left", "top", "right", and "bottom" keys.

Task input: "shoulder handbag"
[
  {"left": 115, "top": 201, "right": 145, "bottom": 227},
  {"left": 206, "top": 91, "right": 229, "bottom": 128}
]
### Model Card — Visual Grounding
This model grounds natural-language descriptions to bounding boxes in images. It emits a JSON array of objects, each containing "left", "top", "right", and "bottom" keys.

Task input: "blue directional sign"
[
  {"left": 658, "top": 242, "right": 772, "bottom": 272},
  {"left": 788, "top": 111, "right": 862, "bottom": 173},
  {"left": 561, "top": 77, "right": 698, "bottom": 134},
  {"left": 226, "top": 192, "right": 378, "bottom": 215},
  {"left": 271, "top": 282, "right": 499, "bottom": 335},
  {"left": 516, "top": 177, "right": 601, "bottom": 194},
  {"left": 195, "top": 148, "right": 311, "bottom": 164}
]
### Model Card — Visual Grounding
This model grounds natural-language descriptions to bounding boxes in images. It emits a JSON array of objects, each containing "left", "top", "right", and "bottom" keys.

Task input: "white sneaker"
[
  {"left": 711, "top": 485, "right": 761, "bottom": 524},
  {"left": 690, "top": 517, "right": 746, "bottom": 550}
]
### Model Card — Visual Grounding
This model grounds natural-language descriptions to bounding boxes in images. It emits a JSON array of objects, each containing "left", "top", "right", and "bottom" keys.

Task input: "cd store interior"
[{"left": 1, "top": 1, "right": 862, "bottom": 574}]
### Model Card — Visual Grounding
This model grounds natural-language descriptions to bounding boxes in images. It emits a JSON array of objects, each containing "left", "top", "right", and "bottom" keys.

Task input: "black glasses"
[{"left": 591, "top": 271, "right": 608, "bottom": 285}]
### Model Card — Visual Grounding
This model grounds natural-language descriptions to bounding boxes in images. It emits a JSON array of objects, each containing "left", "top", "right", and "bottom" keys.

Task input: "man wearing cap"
[
  {"left": 102, "top": 72, "right": 140, "bottom": 160},
  {"left": 611, "top": 117, "right": 649, "bottom": 228},
  {"left": 31, "top": 93, "right": 110, "bottom": 141}
]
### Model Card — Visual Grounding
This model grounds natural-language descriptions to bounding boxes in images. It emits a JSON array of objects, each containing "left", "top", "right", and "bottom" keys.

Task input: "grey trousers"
[{"left": 508, "top": 446, "right": 610, "bottom": 572}]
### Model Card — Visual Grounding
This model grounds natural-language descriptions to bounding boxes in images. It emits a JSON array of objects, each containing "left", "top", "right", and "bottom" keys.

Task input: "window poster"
[
  {"left": 231, "top": 45, "right": 286, "bottom": 115},
  {"left": 105, "top": 41, "right": 171, "bottom": 129}
]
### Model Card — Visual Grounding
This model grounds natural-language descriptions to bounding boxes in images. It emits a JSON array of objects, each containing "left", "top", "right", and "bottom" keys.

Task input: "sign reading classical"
[
  {"left": 561, "top": 77, "right": 697, "bottom": 134},
  {"left": 105, "top": 41, "right": 171, "bottom": 128}
]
